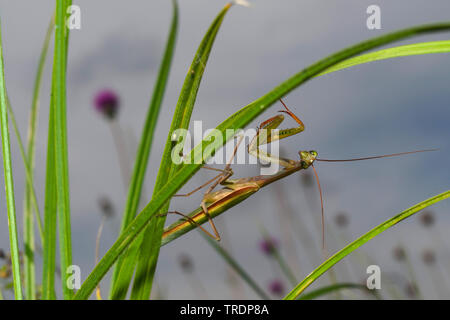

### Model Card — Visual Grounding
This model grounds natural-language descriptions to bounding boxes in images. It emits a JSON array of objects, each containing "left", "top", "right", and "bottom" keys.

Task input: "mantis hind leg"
[
  {"left": 172, "top": 185, "right": 224, "bottom": 242},
  {"left": 171, "top": 135, "right": 245, "bottom": 241},
  {"left": 193, "top": 136, "right": 246, "bottom": 241},
  {"left": 201, "top": 201, "right": 221, "bottom": 241}
]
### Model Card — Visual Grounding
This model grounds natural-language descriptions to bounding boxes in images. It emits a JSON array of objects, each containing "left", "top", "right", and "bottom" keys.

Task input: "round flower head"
[
  {"left": 98, "top": 196, "right": 115, "bottom": 218},
  {"left": 268, "top": 279, "right": 284, "bottom": 296},
  {"left": 392, "top": 246, "right": 406, "bottom": 262},
  {"left": 94, "top": 89, "right": 119, "bottom": 120},
  {"left": 334, "top": 212, "right": 349, "bottom": 229},
  {"left": 178, "top": 253, "right": 194, "bottom": 274},
  {"left": 259, "top": 237, "right": 279, "bottom": 256}
]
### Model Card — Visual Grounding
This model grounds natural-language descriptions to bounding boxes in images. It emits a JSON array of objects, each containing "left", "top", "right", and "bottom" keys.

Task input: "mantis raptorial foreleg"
[{"left": 248, "top": 99, "right": 306, "bottom": 169}]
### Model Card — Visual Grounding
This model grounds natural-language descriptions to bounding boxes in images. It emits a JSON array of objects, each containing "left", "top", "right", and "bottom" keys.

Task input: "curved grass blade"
[
  {"left": 202, "top": 233, "right": 270, "bottom": 300},
  {"left": 74, "top": 22, "right": 450, "bottom": 300},
  {"left": 51, "top": 0, "right": 73, "bottom": 299},
  {"left": 318, "top": 40, "right": 450, "bottom": 77},
  {"left": 30, "top": 15, "right": 56, "bottom": 301},
  {"left": 297, "top": 283, "right": 379, "bottom": 300},
  {"left": 284, "top": 190, "right": 450, "bottom": 300},
  {"left": 117, "top": 0, "right": 178, "bottom": 233},
  {"left": 109, "top": 0, "right": 179, "bottom": 299},
  {"left": 129, "top": 2, "right": 233, "bottom": 300},
  {"left": 25, "top": 14, "right": 55, "bottom": 301},
  {"left": 0, "top": 19, "right": 23, "bottom": 300},
  {"left": 6, "top": 98, "right": 43, "bottom": 299},
  {"left": 6, "top": 98, "right": 45, "bottom": 241},
  {"left": 42, "top": 94, "right": 57, "bottom": 300},
  {"left": 3, "top": 18, "right": 54, "bottom": 297}
]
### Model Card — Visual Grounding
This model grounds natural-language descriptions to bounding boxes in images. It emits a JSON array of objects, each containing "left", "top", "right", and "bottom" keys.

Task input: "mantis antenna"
[
  {"left": 311, "top": 163, "right": 325, "bottom": 250},
  {"left": 316, "top": 149, "right": 438, "bottom": 162},
  {"left": 313, "top": 148, "right": 438, "bottom": 251}
]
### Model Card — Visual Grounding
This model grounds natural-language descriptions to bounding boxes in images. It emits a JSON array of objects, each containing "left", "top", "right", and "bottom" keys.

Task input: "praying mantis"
[{"left": 160, "top": 99, "right": 435, "bottom": 247}]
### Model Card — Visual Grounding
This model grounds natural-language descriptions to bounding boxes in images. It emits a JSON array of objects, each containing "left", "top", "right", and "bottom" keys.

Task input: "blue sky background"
[{"left": 0, "top": 0, "right": 449, "bottom": 299}]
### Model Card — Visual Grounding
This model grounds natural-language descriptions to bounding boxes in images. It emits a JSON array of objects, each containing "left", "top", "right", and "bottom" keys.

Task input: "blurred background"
[{"left": 0, "top": 0, "right": 449, "bottom": 299}]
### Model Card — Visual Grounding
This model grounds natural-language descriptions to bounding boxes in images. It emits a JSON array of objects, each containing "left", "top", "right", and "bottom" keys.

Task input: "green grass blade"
[
  {"left": 6, "top": 99, "right": 37, "bottom": 299},
  {"left": 25, "top": 14, "right": 55, "bottom": 241},
  {"left": 73, "top": 22, "right": 450, "bottom": 300},
  {"left": 42, "top": 95, "right": 57, "bottom": 300},
  {"left": 117, "top": 0, "right": 178, "bottom": 234},
  {"left": 297, "top": 283, "right": 379, "bottom": 300},
  {"left": 52, "top": 0, "right": 73, "bottom": 299},
  {"left": 22, "top": 13, "right": 54, "bottom": 301},
  {"left": 6, "top": 98, "right": 47, "bottom": 240},
  {"left": 284, "top": 191, "right": 450, "bottom": 300},
  {"left": 28, "top": 15, "right": 54, "bottom": 177},
  {"left": 109, "top": 0, "right": 179, "bottom": 299},
  {"left": 202, "top": 233, "right": 270, "bottom": 300},
  {"left": 15, "top": 101, "right": 36, "bottom": 300},
  {"left": 0, "top": 18, "right": 23, "bottom": 300},
  {"left": 129, "top": 2, "right": 233, "bottom": 300},
  {"left": 6, "top": 98, "right": 42, "bottom": 299},
  {"left": 318, "top": 40, "right": 450, "bottom": 77},
  {"left": 39, "top": 16, "right": 57, "bottom": 301}
]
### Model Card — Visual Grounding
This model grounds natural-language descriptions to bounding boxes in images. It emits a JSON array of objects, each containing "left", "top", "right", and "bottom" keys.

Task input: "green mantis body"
[
  {"left": 162, "top": 100, "right": 317, "bottom": 246},
  {"left": 161, "top": 99, "right": 433, "bottom": 247}
]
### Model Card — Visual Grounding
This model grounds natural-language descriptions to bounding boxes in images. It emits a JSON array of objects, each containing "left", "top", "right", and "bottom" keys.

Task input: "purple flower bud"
[
  {"left": 98, "top": 196, "right": 115, "bottom": 218},
  {"left": 268, "top": 279, "right": 284, "bottom": 296},
  {"left": 178, "top": 254, "right": 194, "bottom": 273},
  {"left": 420, "top": 210, "right": 434, "bottom": 228},
  {"left": 392, "top": 246, "right": 406, "bottom": 262},
  {"left": 334, "top": 212, "right": 349, "bottom": 229},
  {"left": 259, "top": 237, "right": 278, "bottom": 256},
  {"left": 94, "top": 89, "right": 119, "bottom": 120}
]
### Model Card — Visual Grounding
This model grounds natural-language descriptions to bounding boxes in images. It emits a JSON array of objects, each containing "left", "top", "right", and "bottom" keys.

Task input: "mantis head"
[{"left": 298, "top": 150, "right": 318, "bottom": 169}]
